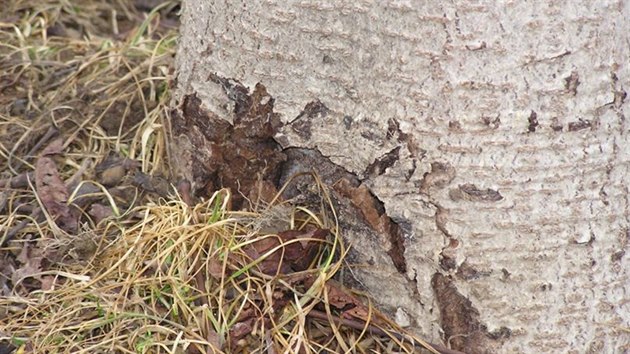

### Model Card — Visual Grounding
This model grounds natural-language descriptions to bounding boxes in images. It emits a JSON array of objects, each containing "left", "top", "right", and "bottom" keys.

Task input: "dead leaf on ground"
[
  {"left": 0, "top": 258, "right": 15, "bottom": 297},
  {"left": 35, "top": 139, "right": 77, "bottom": 233},
  {"left": 285, "top": 228, "right": 328, "bottom": 271},
  {"left": 68, "top": 183, "right": 101, "bottom": 206},
  {"left": 132, "top": 171, "right": 175, "bottom": 198},
  {"left": 318, "top": 279, "right": 388, "bottom": 327},
  {"left": 88, "top": 203, "right": 114, "bottom": 224},
  {"left": 243, "top": 228, "right": 328, "bottom": 275},
  {"left": 247, "top": 179, "right": 280, "bottom": 208},
  {"left": 176, "top": 179, "right": 193, "bottom": 206},
  {"left": 207, "top": 256, "right": 225, "bottom": 280},
  {"left": 41, "top": 137, "right": 63, "bottom": 156},
  {"left": 228, "top": 318, "right": 254, "bottom": 349},
  {"left": 335, "top": 179, "right": 388, "bottom": 234},
  {"left": 95, "top": 155, "right": 140, "bottom": 186},
  {"left": 12, "top": 243, "right": 44, "bottom": 292},
  {"left": 40, "top": 275, "right": 57, "bottom": 291}
]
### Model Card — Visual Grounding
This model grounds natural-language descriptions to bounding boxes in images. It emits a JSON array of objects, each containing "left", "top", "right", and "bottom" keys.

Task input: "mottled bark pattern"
[{"left": 174, "top": 1, "right": 630, "bottom": 352}]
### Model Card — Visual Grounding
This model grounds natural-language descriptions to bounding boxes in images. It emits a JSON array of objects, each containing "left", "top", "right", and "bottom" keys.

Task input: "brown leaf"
[
  {"left": 95, "top": 155, "right": 140, "bottom": 186},
  {"left": 40, "top": 276, "right": 56, "bottom": 291},
  {"left": 132, "top": 171, "right": 175, "bottom": 197},
  {"left": 69, "top": 183, "right": 101, "bottom": 207},
  {"left": 325, "top": 279, "right": 362, "bottom": 310},
  {"left": 205, "top": 329, "right": 222, "bottom": 352},
  {"left": 196, "top": 307, "right": 223, "bottom": 352},
  {"left": 35, "top": 143, "right": 77, "bottom": 233},
  {"left": 232, "top": 306, "right": 257, "bottom": 324},
  {"left": 243, "top": 234, "right": 287, "bottom": 275},
  {"left": 334, "top": 178, "right": 408, "bottom": 273},
  {"left": 88, "top": 203, "right": 114, "bottom": 224},
  {"left": 283, "top": 271, "right": 316, "bottom": 287},
  {"left": 13, "top": 240, "right": 45, "bottom": 291},
  {"left": 284, "top": 228, "right": 328, "bottom": 271},
  {"left": 99, "top": 164, "right": 126, "bottom": 186},
  {"left": 175, "top": 85, "right": 286, "bottom": 209},
  {"left": 207, "top": 256, "right": 225, "bottom": 279},
  {"left": 0, "top": 258, "right": 15, "bottom": 297},
  {"left": 41, "top": 137, "right": 63, "bottom": 156},
  {"left": 335, "top": 179, "right": 387, "bottom": 234},
  {"left": 176, "top": 179, "right": 193, "bottom": 206},
  {"left": 243, "top": 228, "right": 328, "bottom": 275},
  {"left": 228, "top": 319, "right": 253, "bottom": 349},
  {"left": 35, "top": 158, "right": 68, "bottom": 211},
  {"left": 324, "top": 280, "right": 388, "bottom": 326},
  {"left": 247, "top": 179, "right": 280, "bottom": 207},
  {"left": 12, "top": 257, "right": 43, "bottom": 291}
]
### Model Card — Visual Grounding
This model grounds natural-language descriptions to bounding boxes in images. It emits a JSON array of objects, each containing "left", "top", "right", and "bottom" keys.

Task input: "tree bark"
[{"left": 171, "top": 1, "right": 629, "bottom": 352}]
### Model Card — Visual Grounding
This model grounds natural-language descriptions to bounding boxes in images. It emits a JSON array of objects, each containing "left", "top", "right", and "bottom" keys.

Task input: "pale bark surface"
[{"left": 173, "top": 1, "right": 629, "bottom": 352}]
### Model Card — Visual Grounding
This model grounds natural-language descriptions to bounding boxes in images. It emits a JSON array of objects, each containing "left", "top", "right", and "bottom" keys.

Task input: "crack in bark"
[
  {"left": 287, "top": 99, "right": 330, "bottom": 140},
  {"left": 364, "top": 146, "right": 401, "bottom": 178},
  {"left": 417, "top": 161, "right": 460, "bottom": 272},
  {"left": 419, "top": 164, "right": 510, "bottom": 352}
]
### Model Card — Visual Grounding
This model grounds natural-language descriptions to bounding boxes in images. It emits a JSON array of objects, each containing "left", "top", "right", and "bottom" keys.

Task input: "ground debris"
[{"left": 35, "top": 138, "right": 78, "bottom": 233}]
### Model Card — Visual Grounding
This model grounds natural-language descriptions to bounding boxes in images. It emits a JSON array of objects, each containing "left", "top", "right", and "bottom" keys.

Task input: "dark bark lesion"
[
  {"left": 279, "top": 147, "right": 409, "bottom": 274},
  {"left": 172, "top": 78, "right": 286, "bottom": 209},
  {"left": 172, "top": 76, "right": 410, "bottom": 274},
  {"left": 432, "top": 273, "right": 511, "bottom": 353},
  {"left": 171, "top": 77, "right": 537, "bottom": 353}
]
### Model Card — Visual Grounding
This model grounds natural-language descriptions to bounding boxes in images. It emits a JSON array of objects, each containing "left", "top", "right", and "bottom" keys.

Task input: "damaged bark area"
[
  {"left": 171, "top": 78, "right": 286, "bottom": 209},
  {"left": 432, "top": 273, "right": 511, "bottom": 353},
  {"left": 171, "top": 77, "right": 408, "bottom": 273},
  {"left": 171, "top": 77, "right": 524, "bottom": 352},
  {"left": 280, "top": 148, "right": 408, "bottom": 274}
]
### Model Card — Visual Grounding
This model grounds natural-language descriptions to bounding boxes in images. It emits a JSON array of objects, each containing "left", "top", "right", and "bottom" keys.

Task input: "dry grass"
[
  {"left": 0, "top": 1, "right": 440, "bottom": 353},
  {"left": 1, "top": 186, "right": 346, "bottom": 353}
]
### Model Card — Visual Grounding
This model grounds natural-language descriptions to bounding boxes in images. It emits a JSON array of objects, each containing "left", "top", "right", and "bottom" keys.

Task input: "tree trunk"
[{"left": 171, "top": 1, "right": 629, "bottom": 352}]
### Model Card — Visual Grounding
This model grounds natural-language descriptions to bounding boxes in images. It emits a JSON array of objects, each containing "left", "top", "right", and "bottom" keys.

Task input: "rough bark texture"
[{"left": 172, "top": 1, "right": 629, "bottom": 352}]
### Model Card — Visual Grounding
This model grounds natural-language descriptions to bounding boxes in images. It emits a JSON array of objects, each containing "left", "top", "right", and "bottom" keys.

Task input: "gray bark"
[{"left": 173, "top": 1, "right": 630, "bottom": 352}]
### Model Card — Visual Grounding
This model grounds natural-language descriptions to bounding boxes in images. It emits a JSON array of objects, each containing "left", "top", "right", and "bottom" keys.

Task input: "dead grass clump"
[
  {"left": 0, "top": 187, "right": 337, "bottom": 352},
  {"left": 2, "top": 183, "right": 432, "bottom": 353},
  {"left": 0, "top": 0, "right": 178, "bottom": 178}
]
